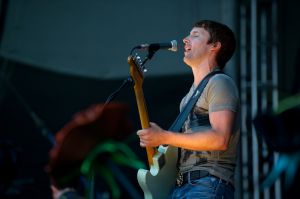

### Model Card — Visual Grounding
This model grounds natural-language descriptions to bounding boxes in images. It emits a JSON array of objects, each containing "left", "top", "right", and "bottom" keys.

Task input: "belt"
[
  {"left": 176, "top": 170, "right": 233, "bottom": 188},
  {"left": 176, "top": 170, "right": 209, "bottom": 186}
]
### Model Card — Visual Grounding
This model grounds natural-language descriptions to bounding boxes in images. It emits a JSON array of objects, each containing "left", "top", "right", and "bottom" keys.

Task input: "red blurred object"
[{"left": 46, "top": 102, "right": 133, "bottom": 187}]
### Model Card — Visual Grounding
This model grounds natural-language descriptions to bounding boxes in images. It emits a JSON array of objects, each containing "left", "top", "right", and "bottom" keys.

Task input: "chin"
[{"left": 183, "top": 57, "right": 192, "bottom": 67}]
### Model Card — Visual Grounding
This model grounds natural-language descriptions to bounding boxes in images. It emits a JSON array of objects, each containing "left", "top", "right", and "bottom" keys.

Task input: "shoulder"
[
  {"left": 208, "top": 73, "right": 238, "bottom": 92},
  {"left": 210, "top": 73, "right": 234, "bottom": 83},
  {"left": 204, "top": 73, "right": 239, "bottom": 105},
  {"left": 205, "top": 73, "right": 240, "bottom": 112}
]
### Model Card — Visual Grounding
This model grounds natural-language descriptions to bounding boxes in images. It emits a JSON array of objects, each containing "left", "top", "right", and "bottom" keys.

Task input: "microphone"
[{"left": 137, "top": 40, "right": 178, "bottom": 52}]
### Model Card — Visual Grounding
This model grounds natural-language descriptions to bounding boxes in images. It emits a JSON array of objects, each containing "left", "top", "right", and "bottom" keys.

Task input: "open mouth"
[
  {"left": 184, "top": 45, "right": 191, "bottom": 52},
  {"left": 184, "top": 47, "right": 191, "bottom": 56}
]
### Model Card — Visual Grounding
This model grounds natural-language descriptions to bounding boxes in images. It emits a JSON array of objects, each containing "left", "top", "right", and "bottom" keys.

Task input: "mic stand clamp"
[{"left": 145, "top": 48, "right": 158, "bottom": 60}]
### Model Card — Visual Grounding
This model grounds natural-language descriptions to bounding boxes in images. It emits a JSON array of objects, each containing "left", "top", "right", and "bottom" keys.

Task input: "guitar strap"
[{"left": 168, "top": 70, "right": 224, "bottom": 132}]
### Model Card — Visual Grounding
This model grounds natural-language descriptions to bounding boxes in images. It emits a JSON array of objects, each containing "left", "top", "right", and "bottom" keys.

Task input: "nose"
[{"left": 183, "top": 36, "right": 189, "bottom": 44}]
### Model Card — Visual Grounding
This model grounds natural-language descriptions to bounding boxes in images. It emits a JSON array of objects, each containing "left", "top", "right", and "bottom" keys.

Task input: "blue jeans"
[{"left": 169, "top": 176, "right": 234, "bottom": 199}]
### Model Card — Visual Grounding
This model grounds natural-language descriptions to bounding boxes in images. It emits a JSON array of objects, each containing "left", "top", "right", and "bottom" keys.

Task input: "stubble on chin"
[{"left": 183, "top": 56, "right": 192, "bottom": 68}]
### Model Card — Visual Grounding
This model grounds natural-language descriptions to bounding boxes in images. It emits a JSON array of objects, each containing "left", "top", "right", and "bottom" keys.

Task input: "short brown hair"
[{"left": 194, "top": 20, "right": 236, "bottom": 69}]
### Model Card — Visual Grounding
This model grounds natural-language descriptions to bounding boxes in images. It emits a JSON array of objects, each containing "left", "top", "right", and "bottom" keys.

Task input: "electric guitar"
[{"left": 128, "top": 55, "right": 178, "bottom": 199}]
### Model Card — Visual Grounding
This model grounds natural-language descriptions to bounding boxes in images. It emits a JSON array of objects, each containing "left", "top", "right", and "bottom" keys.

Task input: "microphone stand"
[{"left": 104, "top": 76, "right": 132, "bottom": 106}]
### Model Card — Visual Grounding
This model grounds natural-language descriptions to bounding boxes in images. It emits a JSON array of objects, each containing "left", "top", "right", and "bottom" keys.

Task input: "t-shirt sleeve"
[{"left": 206, "top": 74, "right": 240, "bottom": 113}]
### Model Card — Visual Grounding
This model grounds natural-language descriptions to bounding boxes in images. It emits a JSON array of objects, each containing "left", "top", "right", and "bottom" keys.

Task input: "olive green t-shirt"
[{"left": 178, "top": 72, "right": 240, "bottom": 185}]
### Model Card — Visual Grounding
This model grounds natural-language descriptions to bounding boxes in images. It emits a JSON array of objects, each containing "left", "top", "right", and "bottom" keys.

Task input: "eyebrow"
[{"left": 190, "top": 30, "right": 200, "bottom": 35}]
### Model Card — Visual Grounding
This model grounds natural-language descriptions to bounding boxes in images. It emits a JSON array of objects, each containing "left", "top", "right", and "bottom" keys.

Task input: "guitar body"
[{"left": 137, "top": 145, "right": 178, "bottom": 199}]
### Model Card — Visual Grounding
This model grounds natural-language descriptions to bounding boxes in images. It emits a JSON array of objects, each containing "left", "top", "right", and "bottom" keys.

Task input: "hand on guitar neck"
[{"left": 137, "top": 122, "right": 168, "bottom": 147}]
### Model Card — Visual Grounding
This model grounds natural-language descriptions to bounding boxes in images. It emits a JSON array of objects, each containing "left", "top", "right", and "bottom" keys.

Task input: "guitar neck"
[{"left": 133, "top": 85, "right": 157, "bottom": 167}]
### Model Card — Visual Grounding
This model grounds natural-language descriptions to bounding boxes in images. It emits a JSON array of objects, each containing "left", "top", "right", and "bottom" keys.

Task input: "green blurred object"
[
  {"left": 81, "top": 140, "right": 145, "bottom": 199},
  {"left": 275, "top": 93, "right": 300, "bottom": 114}
]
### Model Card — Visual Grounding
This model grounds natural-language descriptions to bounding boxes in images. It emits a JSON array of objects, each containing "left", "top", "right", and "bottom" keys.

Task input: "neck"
[{"left": 191, "top": 61, "right": 219, "bottom": 87}]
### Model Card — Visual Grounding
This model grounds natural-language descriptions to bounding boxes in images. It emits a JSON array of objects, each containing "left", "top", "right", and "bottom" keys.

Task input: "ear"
[{"left": 211, "top": 42, "right": 221, "bottom": 51}]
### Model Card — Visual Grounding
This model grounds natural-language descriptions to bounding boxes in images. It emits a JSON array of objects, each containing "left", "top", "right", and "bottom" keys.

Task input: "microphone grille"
[{"left": 170, "top": 40, "right": 178, "bottom": 52}]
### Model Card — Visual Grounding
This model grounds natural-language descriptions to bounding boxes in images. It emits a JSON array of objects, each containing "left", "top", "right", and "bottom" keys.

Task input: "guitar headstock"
[{"left": 128, "top": 54, "right": 145, "bottom": 88}]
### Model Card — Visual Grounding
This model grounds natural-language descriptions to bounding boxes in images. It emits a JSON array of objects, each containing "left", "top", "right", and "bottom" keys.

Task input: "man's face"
[{"left": 183, "top": 27, "right": 211, "bottom": 67}]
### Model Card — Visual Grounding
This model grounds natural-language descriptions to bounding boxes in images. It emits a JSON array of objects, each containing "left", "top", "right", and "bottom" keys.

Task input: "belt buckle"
[{"left": 176, "top": 172, "right": 183, "bottom": 187}]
